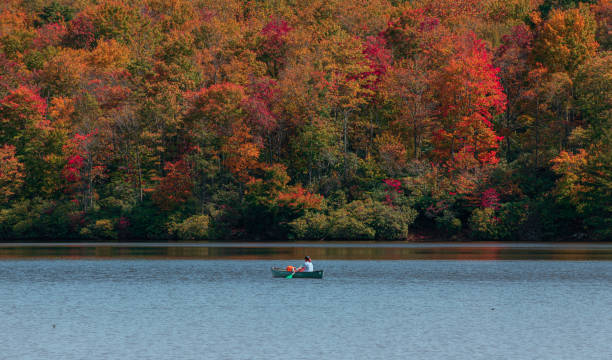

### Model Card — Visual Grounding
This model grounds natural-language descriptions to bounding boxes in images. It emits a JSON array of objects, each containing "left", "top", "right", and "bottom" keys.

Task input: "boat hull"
[{"left": 271, "top": 267, "right": 323, "bottom": 279}]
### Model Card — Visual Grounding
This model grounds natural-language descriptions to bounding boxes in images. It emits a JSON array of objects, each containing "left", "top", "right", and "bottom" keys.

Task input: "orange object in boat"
[{"left": 286, "top": 265, "right": 295, "bottom": 272}]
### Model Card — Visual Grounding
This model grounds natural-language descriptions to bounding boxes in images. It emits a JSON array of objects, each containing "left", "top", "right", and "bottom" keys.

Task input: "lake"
[{"left": 1, "top": 243, "right": 612, "bottom": 359}]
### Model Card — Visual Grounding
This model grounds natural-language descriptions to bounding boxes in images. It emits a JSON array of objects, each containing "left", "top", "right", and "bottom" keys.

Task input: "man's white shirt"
[{"left": 303, "top": 261, "right": 313, "bottom": 272}]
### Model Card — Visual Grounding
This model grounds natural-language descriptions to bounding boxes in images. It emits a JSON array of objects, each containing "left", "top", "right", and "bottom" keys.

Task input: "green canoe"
[{"left": 271, "top": 267, "right": 324, "bottom": 279}]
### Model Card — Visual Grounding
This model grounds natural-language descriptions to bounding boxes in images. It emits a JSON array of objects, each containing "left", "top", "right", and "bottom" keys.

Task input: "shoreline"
[{"left": 2, "top": 241, "right": 612, "bottom": 249}]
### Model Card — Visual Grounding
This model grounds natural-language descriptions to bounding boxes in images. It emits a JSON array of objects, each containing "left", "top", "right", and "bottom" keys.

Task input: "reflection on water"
[{"left": 2, "top": 243, "right": 612, "bottom": 260}]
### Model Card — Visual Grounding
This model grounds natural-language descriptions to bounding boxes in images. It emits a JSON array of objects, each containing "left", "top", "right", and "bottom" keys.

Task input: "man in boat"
[{"left": 296, "top": 256, "right": 313, "bottom": 272}]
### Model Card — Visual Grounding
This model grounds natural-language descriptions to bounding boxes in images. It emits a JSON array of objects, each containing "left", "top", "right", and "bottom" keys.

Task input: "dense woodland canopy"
[{"left": 0, "top": 0, "right": 610, "bottom": 241}]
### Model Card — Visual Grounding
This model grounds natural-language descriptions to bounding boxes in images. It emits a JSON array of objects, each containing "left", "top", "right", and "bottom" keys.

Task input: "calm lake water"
[{"left": 1, "top": 244, "right": 612, "bottom": 359}]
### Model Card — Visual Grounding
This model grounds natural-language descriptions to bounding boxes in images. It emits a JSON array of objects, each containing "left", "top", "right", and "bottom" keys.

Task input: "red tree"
[
  {"left": 62, "top": 130, "right": 105, "bottom": 210},
  {"left": 33, "top": 22, "right": 67, "bottom": 49},
  {"left": 153, "top": 159, "right": 193, "bottom": 211},
  {"left": 432, "top": 32, "right": 506, "bottom": 170},
  {"left": 64, "top": 14, "right": 96, "bottom": 50},
  {"left": 360, "top": 35, "right": 392, "bottom": 91},
  {"left": 259, "top": 18, "right": 292, "bottom": 77}
]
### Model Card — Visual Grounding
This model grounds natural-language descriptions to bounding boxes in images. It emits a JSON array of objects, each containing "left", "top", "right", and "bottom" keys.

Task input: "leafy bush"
[
  {"left": 469, "top": 208, "right": 500, "bottom": 240},
  {"left": 341, "top": 199, "right": 416, "bottom": 240},
  {"left": 434, "top": 210, "right": 462, "bottom": 234},
  {"left": 288, "top": 212, "right": 330, "bottom": 240},
  {"left": 80, "top": 219, "right": 116, "bottom": 240},
  {"left": 289, "top": 198, "right": 417, "bottom": 240},
  {"left": 0, "top": 198, "right": 72, "bottom": 240},
  {"left": 328, "top": 207, "right": 377, "bottom": 239},
  {"left": 469, "top": 203, "right": 529, "bottom": 240},
  {"left": 126, "top": 201, "right": 172, "bottom": 240},
  {"left": 172, "top": 215, "right": 210, "bottom": 240}
]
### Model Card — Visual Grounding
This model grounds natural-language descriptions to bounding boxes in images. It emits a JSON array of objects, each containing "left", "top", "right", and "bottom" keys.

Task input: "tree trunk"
[
  {"left": 88, "top": 153, "right": 94, "bottom": 210},
  {"left": 535, "top": 98, "right": 540, "bottom": 169},
  {"left": 137, "top": 150, "right": 143, "bottom": 202},
  {"left": 506, "top": 108, "right": 511, "bottom": 161},
  {"left": 343, "top": 109, "right": 348, "bottom": 180}
]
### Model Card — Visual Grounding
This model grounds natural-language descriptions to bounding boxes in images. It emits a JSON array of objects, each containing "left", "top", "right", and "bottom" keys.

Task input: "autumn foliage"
[
  {"left": 0, "top": 145, "right": 24, "bottom": 200},
  {"left": 153, "top": 160, "right": 193, "bottom": 211},
  {"left": 0, "top": 0, "right": 609, "bottom": 240}
]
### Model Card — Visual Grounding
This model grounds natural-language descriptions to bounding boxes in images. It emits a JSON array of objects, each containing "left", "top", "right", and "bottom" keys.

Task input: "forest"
[{"left": 0, "top": 0, "right": 610, "bottom": 241}]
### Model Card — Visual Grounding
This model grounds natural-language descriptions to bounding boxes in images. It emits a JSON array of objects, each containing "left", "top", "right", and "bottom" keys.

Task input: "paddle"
[{"left": 286, "top": 266, "right": 297, "bottom": 279}]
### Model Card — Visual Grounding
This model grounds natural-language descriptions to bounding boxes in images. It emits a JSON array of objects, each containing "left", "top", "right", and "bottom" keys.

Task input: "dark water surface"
[
  {"left": 3, "top": 242, "right": 612, "bottom": 260},
  {"left": 1, "top": 245, "right": 612, "bottom": 359}
]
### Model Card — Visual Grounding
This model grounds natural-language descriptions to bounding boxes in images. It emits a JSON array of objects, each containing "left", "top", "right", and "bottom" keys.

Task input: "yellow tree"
[
  {"left": 533, "top": 7, "right": 598, "bottom": 74},
  {"left": 318, "top": 32, "right": 373, "bottom": 179},
  {"left": 187, "top": 83, "right": 262, "bottom": 183},
  {"left": 0, "top": 145, "right": 24, "bottom": 201},
  {"left": 382, "top": 57, "right": 435, "bottom": 160},
  {"left": 591, "top": 0, "right": 611, "bottom": 50}
]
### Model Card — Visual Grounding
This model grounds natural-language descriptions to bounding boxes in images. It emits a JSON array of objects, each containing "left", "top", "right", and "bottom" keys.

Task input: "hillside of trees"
[{"left": 0, "top": 0, "right": 610, "bottom": 241}]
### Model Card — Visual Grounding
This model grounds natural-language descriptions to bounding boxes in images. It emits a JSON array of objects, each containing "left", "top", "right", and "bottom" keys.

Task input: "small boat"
[{"left": 271, "top": 267, "right": 324, "bottom": 279}]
